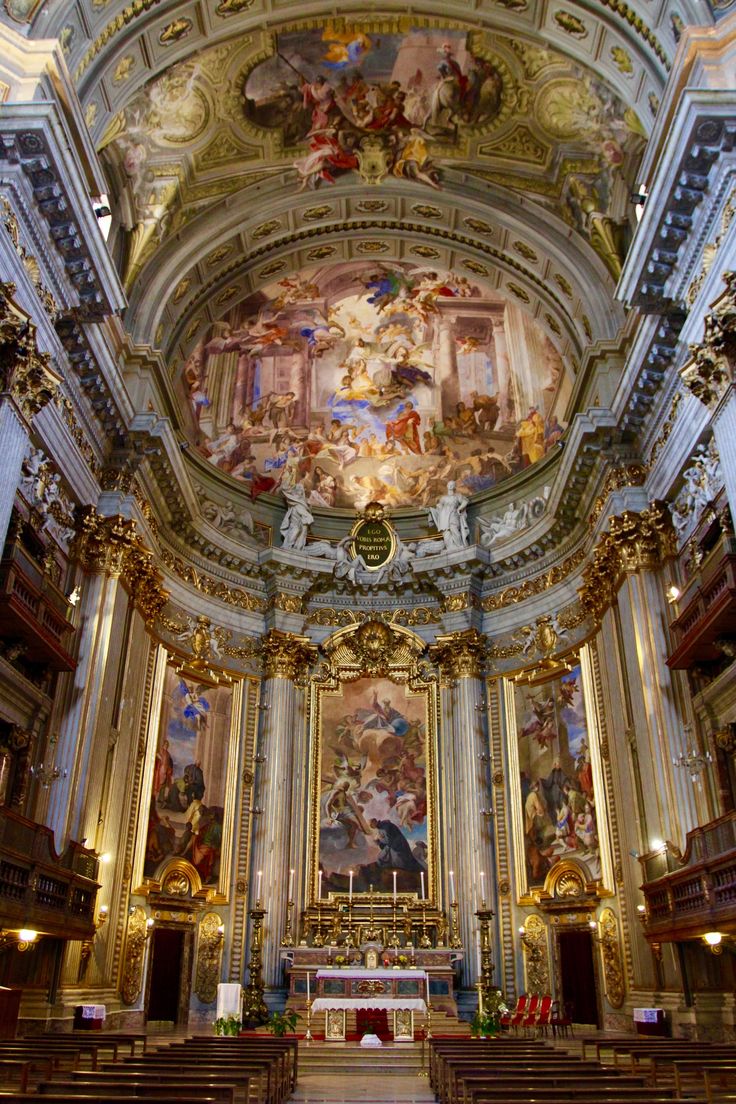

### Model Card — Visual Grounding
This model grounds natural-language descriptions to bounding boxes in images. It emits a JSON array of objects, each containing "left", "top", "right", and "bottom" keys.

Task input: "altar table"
[{"left": 311, "top": 968, "right": 427, "bottom": 1041}]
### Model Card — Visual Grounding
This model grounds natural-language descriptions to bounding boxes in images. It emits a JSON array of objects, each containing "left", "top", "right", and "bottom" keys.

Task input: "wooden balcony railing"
[
  {"left": 640, "top": 812, "right": 736, "bottom": 942},
  {"left": 0, "top": 808, "right": 99, "bottom": 940},
  {"left": 0, "top": 541, "right": 76, "bottom": 671}
]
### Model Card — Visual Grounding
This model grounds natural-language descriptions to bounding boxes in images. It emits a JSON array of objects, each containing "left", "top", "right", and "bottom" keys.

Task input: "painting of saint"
[
  {"left": 184, "top": 260, "right": 570, "bottom": 512},
  {"left": 317, "top": 678, "right": 429, "bottom": 895},
  {"left": 515, "top": 665, "right": 601, "bottom": 887},
  {"left": 144, "top": 668, "right": 233, "bottom": 885}
]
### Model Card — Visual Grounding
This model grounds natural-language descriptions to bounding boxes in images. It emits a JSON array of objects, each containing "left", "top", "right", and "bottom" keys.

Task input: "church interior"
[{"left": 1, "top": 0, "right": 736, "bottom": 1088}]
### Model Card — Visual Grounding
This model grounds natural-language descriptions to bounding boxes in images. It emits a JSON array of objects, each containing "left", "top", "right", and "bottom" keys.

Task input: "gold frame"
[
  {"left": 503, "top": 643, "right": 615, "bottom": 904},
  {"left": 131, "top": 644, "right": 245, "bottom": 902},
  {"left": 307, "top": 620, "right": 439, "bottom": 904}
]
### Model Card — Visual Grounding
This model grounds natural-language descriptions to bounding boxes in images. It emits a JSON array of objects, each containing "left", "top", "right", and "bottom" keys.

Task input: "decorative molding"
[
  {"left": 681, "top": 271, "right": 736, "bottom": 409},
  {"left": 120, "top": 905, "right": 147, "bottom": 1005},
  {"left": 599, "top": 906, "right": 626, "bottom": 1009},
  {"left": 0, "top": 282, "right": 62, "bottom": 422},
  {"left": 72, "top": 506, "right": 168, "bottom": 623},
  {"left": 195, "top": 911, "right": 223, "bottom": 1004},
  {"left": 429, "top": 628, "right": 487, "bottom": 681},
  {"left": 520, "top": 914, "right": 550, "bottom": 995},
  {"left": 261, "top": 629, "right": 317, "bottom": 683}
]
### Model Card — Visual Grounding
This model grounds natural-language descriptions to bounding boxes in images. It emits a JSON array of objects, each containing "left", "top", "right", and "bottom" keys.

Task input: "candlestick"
[
  {"left": 449, "top": 869, "right": 455, "bottom": 902},
  {"left": 349, "top": 869, "right": 353, "bottom": 901},
  {"left": 420, "top": 871, "right": 425, "bottom": 899},
  {"left": 318, "top": 870, "right": 322, "bottom": 900},
  {"left": 256, "top": 869, "right": 263, "bottom": 904},
  {"left": 393, "top": 870, "right": 397, "bottom": 901},
  {"left": 288, "top": 868, "right": 294, "bottom": 901},
  {"left": 306, "top": 970, "right": 310, "bottom": 1001},
  {"left": 476, "top": 931, "right": 482, "bottom": 977},
  {"left": 479, "top": 870, "right": 485, "bottom": 905}
]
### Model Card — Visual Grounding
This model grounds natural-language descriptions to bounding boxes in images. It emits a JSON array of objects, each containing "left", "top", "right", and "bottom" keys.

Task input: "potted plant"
[
  {"left": 268, "top": 1010, "right": 298, "bottom": 1037},
  {"left": 471, "top": 990, "right": 508, "bottom": 1038},
  {"left": 334, "top": 954, "right": 348, "bottom": 967},
  {"left": 214, "top": 1014, "right": 242, "bottom": 1036}
]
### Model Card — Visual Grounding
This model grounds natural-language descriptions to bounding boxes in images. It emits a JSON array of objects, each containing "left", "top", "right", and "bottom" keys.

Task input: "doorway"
[
  {"left": 557, "top": 928, "right": 599, "bottom": 1027},
  {"left": 146, "top": 927, "right": 188, "bottom": 1024}
]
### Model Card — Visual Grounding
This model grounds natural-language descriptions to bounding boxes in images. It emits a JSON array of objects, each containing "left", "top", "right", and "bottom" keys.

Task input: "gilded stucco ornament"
[
  {"left": 579, "top": 502, "right": 677, "bottom": 623},
  {"left": 195, "top": 911, "right": 224, "bottom": 1005},
  {"left": 72, "top": 507, "right": 168, "bottom": 623},
  {"left": 429, "top": 628, "right": 488, "bottom": 680},
  {"left": 680, "top": 272, "right": 736, "bottom": 409},
  {"left": 588, "top": 464, "right": 648, "bottom": 526},
  {"left": 0, "top": 283, "right": 62, "bottom": 422},
  {"left": 599, "top": 907, "right": 625, "bottom": 1008},
  {"left": 121, "top": 905, "right": 148, "bottom": 1005},
  {"left": 520, "top": 915, "right": 550, "bottom": 995},
  {"left": 261, "top": 629, "right": 317, "bottom": 683}
]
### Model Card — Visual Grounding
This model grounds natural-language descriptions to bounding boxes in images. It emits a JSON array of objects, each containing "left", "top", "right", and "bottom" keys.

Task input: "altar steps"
[{"left": 289, "top": 1007, "right": 471, "bottom": 1038}]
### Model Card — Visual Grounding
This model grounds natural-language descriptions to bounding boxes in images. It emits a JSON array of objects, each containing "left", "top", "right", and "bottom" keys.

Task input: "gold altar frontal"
[{"left": 310, "top": 968, "right": 427, "bottom": 1041}]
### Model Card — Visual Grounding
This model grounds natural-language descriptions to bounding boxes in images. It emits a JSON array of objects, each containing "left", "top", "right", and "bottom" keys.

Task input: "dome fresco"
[{"left": 183, "top": 262, "right": 571, "bottom": 510}]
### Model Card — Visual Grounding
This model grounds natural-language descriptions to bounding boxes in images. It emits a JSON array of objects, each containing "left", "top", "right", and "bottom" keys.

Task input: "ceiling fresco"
[
  {"left": 182, "top": 261, "right": 570, "bottom": 511},
  {"left": 99, "top": 21, "right": 647, "bottom": 292}
]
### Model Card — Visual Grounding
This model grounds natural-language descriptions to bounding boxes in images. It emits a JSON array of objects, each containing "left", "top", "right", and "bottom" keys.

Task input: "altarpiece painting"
[{"left": 309, "top": 624, "right": 438, "bottom": 900}]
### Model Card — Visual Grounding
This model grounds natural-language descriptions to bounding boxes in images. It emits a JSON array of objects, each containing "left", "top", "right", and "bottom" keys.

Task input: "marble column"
[
  {"left": 0, "top": 283, "right": 61, "bottom": 548},
  {"left": 712, "top": 385, "right": 736, "bottom": 521},
  {"left": 248, "top": 630, "right": 317, "bottom": 991},
  {"left": 430, "top": 629, "right": 493, "bottom": 990}
]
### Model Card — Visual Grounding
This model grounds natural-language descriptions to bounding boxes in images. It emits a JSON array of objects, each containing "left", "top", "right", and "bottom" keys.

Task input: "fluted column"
[
  {"left": 249, "top": 630, "right": 317, "bottom": 991},
  {"left": 430, "top": 629, "right": 492, "bottom": 989},
  {"left": 0, "top": 282, "right": 61, "bottom": 548},
  {"left": 711, "top": 386, "right": 736, "bottom": 519},
  {"left": 491, "top": 316, "right": 513, "bottom": 426},
  {"left": 436, "top": 311, "right": 460, "bottom": 419}
]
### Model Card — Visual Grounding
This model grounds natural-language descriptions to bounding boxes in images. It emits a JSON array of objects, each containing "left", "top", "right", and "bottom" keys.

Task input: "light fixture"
[
  {"left": 637, "top": 904, "right": 646, "bottom": 913},
  {"left": 30, "top": 764, "right": 68, "bottom": 788},
  {"left": 17, "top": 930, "right": 38, "bottom": 951},
  {"left": 650, "top": 838, "right": 665, "bottom": 852},
  {"left": 96, "top": 905, "right": 109, "bottom": 929},
  {"left": 145, "top": 918, "right": 155, "bottom": 937},
  {"left": 216, "top": 924, "right": 225, "bottom": 942},
  {"left": 480, "top": 808, "right": 494, "bottom": 818},
  {"left": 673, "top": 725, "right": 712, "bottom": 781},
  {"left": 666, "top": 584, "right": 681, "bottom": 604},
  {"left": 703, "top": 931, "right": 723, "bottom": 954},
  {"left": 99, "top": 853, "right": 112, "bottom": 864}
]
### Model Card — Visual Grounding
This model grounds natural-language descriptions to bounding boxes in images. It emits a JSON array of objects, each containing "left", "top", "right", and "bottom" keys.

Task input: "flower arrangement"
[
  {"left": 471, "top": 990, "right": 509, "bottom": 1037},
  {"left": 396, "top": 954, "right": 409, "bottom": 967},
  {"left": 268, "top": 1010, "right": 298, "bottom": 1036},
  {"left": 334, "top": 954, "right": 348, "bottom": 967},
  {"left": 214, "top": 1014, "right": 241, "bottom": 1036}
]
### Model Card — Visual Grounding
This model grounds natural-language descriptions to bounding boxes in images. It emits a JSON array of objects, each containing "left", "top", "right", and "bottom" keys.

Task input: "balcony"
[
  {"left": 0, "top": 540, "right": 76, "bottom": 672},
  {"left": 639, "top": 813, "right": 736, "bottom": 942},
  {"left": 667, "top": 538, "right": 736, "bottom": 670},
  {"left": 0, "top": 808, "right": 99, "bottom": 941}
]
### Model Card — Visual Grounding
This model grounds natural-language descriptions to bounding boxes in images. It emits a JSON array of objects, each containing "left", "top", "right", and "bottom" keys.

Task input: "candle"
[
  {"left": 288, "top": 869, "right": 294, "bottom": 902},
  {"left": 306, "top": 971, "right": 310, "bottom": 1001},
  {"left": 318, "top": 870, "right": 322, "bottom": 900},
  {"left": 477, "top": 931, "right": 482, "bottom": 978},
  {"left": 449, "top": 869, "right": 455, "bottom": 902},
  {"left": 256, "top": 870, "right": 263, "bottom": 902},
  {"left": 393, "top": 870, "right": 397, "bottom": 901},
  {"left": 479, "top": 870, "right": 485, "bottom": 904},
  {"left": 420, "top": 871, "right": 425, "bottom": 899},
  {"left": 349, "top": 870, "right": 353, "bottom": 901}
]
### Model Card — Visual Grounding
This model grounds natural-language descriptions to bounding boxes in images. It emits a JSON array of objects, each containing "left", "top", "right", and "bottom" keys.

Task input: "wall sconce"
[
  {"left": 480, "top": 807, "right": 494, "bottom": 818},
  {"left": 475, "top": 701, "right": 487, "bottom": 713},
  {"left": 216, "top": 924, "right": 225, "bottom": 943},
  {"left": 666, "top": 584, "right": 681, "bottom": 605},
  {"left": 145, "top": 918, "right": 155, "bottom": 937},
  {"left": 703, "top": 931, "right": 724, "bottom": 955},
  {"left": 0, "top": 929, "right": 39, "bottom": 952},
  {"left": 30, "top": 764, "right": 68, "bottom": 788},
  {"left": 96, "top": 905, "right": 109, "bottom": 929},
  {"left": 672, "top": 725, "right": 712, "bottom": 781}
]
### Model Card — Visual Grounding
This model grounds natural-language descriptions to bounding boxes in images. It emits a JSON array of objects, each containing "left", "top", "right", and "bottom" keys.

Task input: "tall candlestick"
[
  {"left": 306, "top": 971, "right": 310, "bottom": 1001},
  {"left": 288, "top": 869, "right": 294, "bottom": 901},
  {"left": 477, "top": 930, "right": 482, "bottom": 977},
  {"left": 349, "top": 870, "right": 353, "bottom": 901},
  {"left": 479, "top": 870, "right": 485, "bottom": 904},
  {"left": 420, "top": 871, "right": 425, "bottom": 899},
  {"left": 393, "top": 870, "right": 397, "bottom": 901},
  {"left": 318, "top": 870, "right": 322, "bottom": 900},
  {"left": 449, "top": 869, "right": 455, "bottom": 901},
  {"left": 256, "top": 869, "right": 263, "bottom": 902}
]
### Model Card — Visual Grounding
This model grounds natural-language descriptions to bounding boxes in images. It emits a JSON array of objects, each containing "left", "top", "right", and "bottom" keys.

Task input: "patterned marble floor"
[{"left": 289, "top": 1072, "right": 436, "bottom": 1102}]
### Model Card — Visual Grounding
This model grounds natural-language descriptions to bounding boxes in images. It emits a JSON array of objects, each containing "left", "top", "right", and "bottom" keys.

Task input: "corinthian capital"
[
  {"left": 429, "top": 627, "right": 487, "bottom": 680},
  {"left": 261, "top": 629, "right": 317, "bottom": 683},
  {"left": 0, "top": 282, "right": 62, "bottom": 421}
]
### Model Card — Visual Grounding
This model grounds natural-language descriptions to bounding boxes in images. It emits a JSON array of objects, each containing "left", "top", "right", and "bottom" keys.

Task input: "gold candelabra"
[
  {"left": 313, "top": 900, "right": 324, "bottom": 947},
  {"left": 281, "top": 899, "right": 295, "bottom": 947},
  {"left": 387, "top": 900, "right": 400, "bottom": 947},
  {"left": 344, "top": 900, "right": 356, "bottom": 947},
  {"left": 449, "top": 899, "right": 462, "bottom": 948},
  {"left": 304, "top": 997, "right": 313, "bottom": 1042},
  {"left": 242, "top": 905, "right": 269, "bottom": 1025},
  {"left": 419, "top": 904, "right": 432, "bottom": 948},
  {"left": 476, "top": 905, "right": 495, "bottom": 1005}
]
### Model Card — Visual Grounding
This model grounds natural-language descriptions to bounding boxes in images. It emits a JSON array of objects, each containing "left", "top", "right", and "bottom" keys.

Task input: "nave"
[{"left": 0, "top": 1029, "right": 734, "bottom": 1104}]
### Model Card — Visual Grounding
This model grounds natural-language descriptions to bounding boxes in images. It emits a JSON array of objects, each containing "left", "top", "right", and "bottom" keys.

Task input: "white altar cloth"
[
  {"left": 216, "top": 983, "right": 242, "bottom": 1018},
  {"left": 312, "top": 997, "right": 426, "bottom": 1012},
  {"left": 316, "top": 968, "right": 427, "bottom": 981}
]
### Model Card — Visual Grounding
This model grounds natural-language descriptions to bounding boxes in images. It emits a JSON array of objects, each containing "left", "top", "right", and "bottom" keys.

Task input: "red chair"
[
  {"left": 501, "top": 994, "right": 528, "bottom": 1032},
  {"left": 519, "top": 993, "right": 540, "bottom": 1034},
  {"left": 551, "top": 999, "right": 574, "bottom": 1038},
  {"left": 534, "top": 994, "right": 554, "bottom": 1036}
]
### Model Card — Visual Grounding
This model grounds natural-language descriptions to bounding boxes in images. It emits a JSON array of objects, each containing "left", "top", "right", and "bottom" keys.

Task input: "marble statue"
[
  {"left": 427, "top": 481, "right": 469, "bottom": 552},
  {"left": 478, "top": 493, "right": 547, "bottom": 549},
  {"left": 280, "top": 483, "right": 314, "bottom": 550}
]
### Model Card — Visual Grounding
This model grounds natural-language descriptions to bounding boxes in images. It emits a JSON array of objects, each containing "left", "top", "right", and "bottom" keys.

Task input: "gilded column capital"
[
  {"left": 680, "top": 271, "right": 736, "bottom": 409},
  {"left": 0, "top": 282, "right": 62, "bottom": 422},
  {"left": 261, "top": 629, "right": 317, "bottom": 683},
  {"left": 579, "top": 500, "right": 677, "bottom": 622},
  {"left": 71, "top": 506, "right": 168, "bottom": 623},
  {"left": 429, "top": 627, "right": 487, "bottom": 680}
]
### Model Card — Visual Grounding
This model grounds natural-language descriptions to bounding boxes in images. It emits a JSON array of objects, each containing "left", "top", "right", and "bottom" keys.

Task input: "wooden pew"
[
  {"left": 182, "top": 1036, "right": 298, "bottom": 1093},
  {"left": 36, "top": 1080, "right": 236, "bottom": 1103},
  {"left": 0, "top": 1095, "right": 220, "bottom": 1104},
  {"left": 31, "top": 1035, "right": 148, "bottom": 1058},
  {"left": 69, "top": 1070, "right": 250, "bottom": 1104},
  {"left": 95, "top": 1058, "right": 275, "bottom": 1104}
]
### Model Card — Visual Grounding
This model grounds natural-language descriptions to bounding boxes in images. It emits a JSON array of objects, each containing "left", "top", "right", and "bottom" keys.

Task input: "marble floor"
[{"left": 289, "top": 1071, "right": 436, "bottom": 1103}]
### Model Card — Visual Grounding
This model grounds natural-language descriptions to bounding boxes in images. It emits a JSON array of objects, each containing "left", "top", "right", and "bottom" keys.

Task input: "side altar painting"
[
  {"left": 184, "top": 261, "right": 569, "bottom": 511},
  {"left": 144, "top": 666, "right": 234, "bottom": 885},
  {"left": 516, "top": 663, "right": 601, "bottom": 888},
  {"left": 316, "top": 677, "right": 432, "bottom": 897}
]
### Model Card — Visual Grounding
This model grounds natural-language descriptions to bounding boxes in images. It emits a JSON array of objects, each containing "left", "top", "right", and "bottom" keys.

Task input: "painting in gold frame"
[
  {"left": 308, "top": 623, "right": 438, "bottom": 901},
  {"left": 503, "top": 644, "right": 614, "bottom": 902},
  {"left": 132, "top": 645, "right": 243, "bottom": 899}
]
